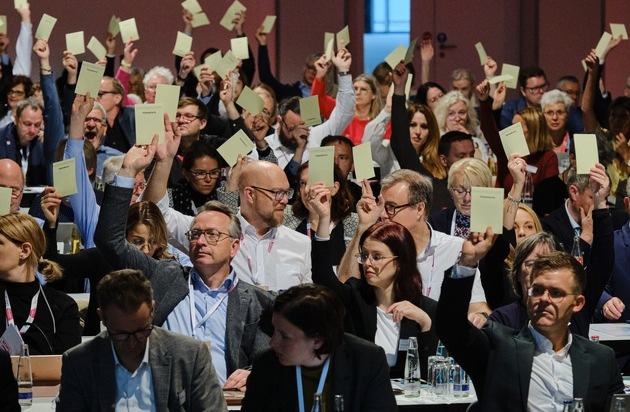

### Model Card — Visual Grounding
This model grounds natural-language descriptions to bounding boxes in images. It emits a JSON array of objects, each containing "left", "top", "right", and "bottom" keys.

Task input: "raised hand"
[
  {"left": 476, "top": 79, "right": 490, "bottom": 102},
  {"left": 420, "top": 39, "right": 434, "bottom": 63},
  {"left": 122, "top": 40, "right": 138, "bottom": 69},
  {"left": 155, "top": 113, "right": 181, "bottom": 162},
  {"left": 255, "top": 25, "right": 267, "bottom": 46},
  {"left": 121, "top": 136, "right": 158, "bottom": 177},
  {"left": 232, "top": 11, "right": 245, "bottom": 36},
  {"left": 41, "top": 187, "right": 62, "bottom": 228},
  {"left": 314, "top": 55, "right": 330, "bottom": 80},
  {"left": 589, "top": 162, "right": 610, "bottom": 209},
  {"left": 460, "top": 227, "right": 496, "bottom": 267},
  {"left": 492, "top": 82, "right": 507, "bottom": 110},
  {"left": 392, "top": 62, "right": 408, "bottom": 95},
  {"left": 332, "top": 48, "right": 352, "bottom": 73},
  {"left": 483, "top": 56, "right": 498, "bottom": 78},
  {"left": 356, "top": 179, "right": 383, "bottom": 229}
]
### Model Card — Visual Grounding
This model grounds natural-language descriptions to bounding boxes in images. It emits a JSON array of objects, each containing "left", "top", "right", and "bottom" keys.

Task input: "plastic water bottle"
[
  {"left": 17, "top": 343, "right": 33, "bottom": 407},
  {"left": 404, "top": 337, "right": 421, "bottom": 397},
  {"left": 452, "top": 363, "right": 470, "bottom": 397},
  {"left": 562, "top": 400, "right": 573, "bottom": 411},
  {"left": 522, "top": 172, "right": 533, "bottom": 207},
  {"left": 572, "top": 398, "right": 585, "bottom": 411},
  {"left": 334, "top": 394, "right": 345, "bottom": 412},
  {"left": 436, "top": 340, "right": 449, "bottom": 357},
  {"left": 571, "top": 235, "right": 583, "bottom": 265}
]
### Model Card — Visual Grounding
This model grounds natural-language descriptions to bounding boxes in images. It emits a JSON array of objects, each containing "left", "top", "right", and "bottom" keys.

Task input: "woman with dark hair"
[
  {"left": 285, "top": 162, "right": 357, "bottom": 265},
  {"left": 170, "top": 139, "right": 224, "bottom": 216},
  {"left": 0, "top": 213, "right": 80, "bottom": 354},
  {"left": 0, "top": 75, "right": 33, "bottom": 127},
  {"left": 242, "top": 284, "right": 396, "bottom": 412},
  {"left": 41, "top": 189, "right": 176, "bottom": 335},
  {"left": 308, "top": 183, "right": 437, "bottom": 379},
  {"left": 414, "top": 81, "right": 446, "bottom": 112}
]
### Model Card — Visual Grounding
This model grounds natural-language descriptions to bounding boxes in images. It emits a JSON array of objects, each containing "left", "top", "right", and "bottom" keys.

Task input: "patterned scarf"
[{"left": 454, "top": 210, "right": 470, "bottom": 239}]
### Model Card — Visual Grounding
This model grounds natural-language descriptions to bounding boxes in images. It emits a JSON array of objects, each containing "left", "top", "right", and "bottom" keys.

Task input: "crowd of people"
[{"left": 0, "top": 2, "right": 629, "bottom": 411}]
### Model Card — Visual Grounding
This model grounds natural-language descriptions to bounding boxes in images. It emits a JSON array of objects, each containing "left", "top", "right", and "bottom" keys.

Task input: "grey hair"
[
  {"left": 193, "top": 200, "right": 242, "bottom": 239},
  {"left": 381, "top": 169, "right": 433, "bottom": 217},
  {"left": 143, "top": 66, "right": 175, "bottom": 87},
  {"left": 91, "top": 102, "right": 107, "bottom": 122},
  {"left": 16, "top": 97, "right": 44, "bottom": 119},
  {"left": 433, "top": 91, "right": 479, "bottom": 135},
  {"left": 540, "top": 89, "right": 572, "bottom": 111},
  {"left": 564, "top": 167, "right": 590, "bottom": 192}
]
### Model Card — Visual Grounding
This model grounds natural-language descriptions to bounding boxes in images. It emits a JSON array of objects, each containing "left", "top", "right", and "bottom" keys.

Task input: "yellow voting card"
[
  {"left": 500, "top": 63, "right": 520, "bottom": 89},
  {"left": 236, "top": 86, "right": 264, "bottom": 115},
  {"left": 499, "top": 122, "right": 530, "bottom": 158},
  {"left": 215, "top": 50, "right": 239, "bottom": 79},
  {"left": 119, "top": 18, "right": 140, "bottom": 42},
  {"left": 14, "top": 0, "right": 28, "bottom": 9},
  {"left": 155, "top": 84, "right": 181, "bottom": 121},
  {"left": 218, "top": 130, "right": 255, "bottom": 167},
  {"left": 35, "top": 14, "right": 57, "bottom": 41},
  {"left": 75, "top": 62, "right": 105, "bottom": 98},
  {"left": 308, "top": 146, "right": 335, "bottom": 188},
  {"left": 172, "top": 31, "right": 192, "bottom": 57},
  {"left": 204, "top": 51, "right": 222, "bottom": 71},
  {"left": 260, "top": 16, "right": 276, "bottom": 34},
  {"left": 182, "top": 0, "right": 203, "bottom": 14},
  {"left": 231, "top": 37, "right": 249, "bottom": 60},
  {"left": 87, "top": 36, "right": 107, "bottom": 61},
  {"left": 0, "top": 187, "right": 11, "bottom": 216},
  {"left": 488, "top": 74, "right": 514, "bottom": 85},
  {"left": 108, "top": 15, "right": 120, "bottom": 37},
  {"left": 610, "top": 23, "right": 628, "bottom": 40},
  {"left": 574, "top": 133, "right": 599, "bottom": 174},
  {"left": 219, "top": 0, "right": 246, "bottom": 31},
  {"left": 0, "top": 16, "right": 6, "bottom": 35},
  {"left": 475, "top": 42, "right": 487, "bottom": 66},
  {"left": 353, "top": 143, "right": 375, "bottom": 182},
  {"left": 385, "top": 45, "right": 406, "bottom": 69},
  {"left": 595, "top": 32, "right": 612, "bottom": 58},
  {"left": 299, "top": 96, "right": 322, "bottom": 127},
  {"left": 404, "top": 37, "right": 417, "bottom": 64},
  {"left": 191, "top": 12, "right": 210, "bottom": 28},
  {"left": 53, "top": 158, "right": 78, "bottom": 197},
  {"left": 324, "top": 32, "right": 334, "bottom": 61},
  {"left": 135, "top": 104, "right": 165, "bottom": 145},
  {"left": 470, "top": 187, "right": 504, "bottom": 234},
  {"left": 65, "top": 31, "right": 85, "bottom": 55},
  {"left": 336, "top": 26, "right": 350, "bottom": 50}
]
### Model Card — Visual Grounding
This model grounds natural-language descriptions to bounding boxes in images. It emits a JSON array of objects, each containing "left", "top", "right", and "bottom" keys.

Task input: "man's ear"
[
  {"left": 439, "top": 154, "right": 448, "bottom": 168},
  {"left": 568, "top": 184, "right": 579, "bottom": 201},
  {"left": 331, "top": 181, "right": 340, "bottom": 197},
  {"left": 519, "top": 86, "right": 526, "bottom": 98},
  {"left": 199, "top": 118, "right": 207, "bottom": 130},
  {"left": 572, "top": 294, "right": 585, "bottom": 313}
]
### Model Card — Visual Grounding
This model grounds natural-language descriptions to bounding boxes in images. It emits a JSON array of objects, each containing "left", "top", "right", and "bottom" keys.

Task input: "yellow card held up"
[
  {"left": 204, "top": 51, "right": 222, "bottom": 71},
  {"left": 182, "top": 0, "right": 203, "bottom": 14},
  {"left": 610, "top": 23, "right": 628, "bottom": 40},
  {"left": 404, "top": 37, "right": 418, "bottom": 64},
  {"left": 65, "top": 31, "right": 85, "bottom": 56},
  {"left": 336, "top": 26, "right": 350, "bottom": 50},
  {"left": 405, "top": 73, "right": 413, "bottom": 98},
  {"left": 308, "top": 146, "right": 335, "bottom": 188},
  {"left": 260, "top": 16, "right": 276, "bottom": 34},
  {"left": 595, "top": 32, "right": 612, "bottom": 58},
  {"left": 236, "top": 86, "right": 264, "bottom": 115},
  {"left": 87, "top": 36, "right": 107, "bottom": 61},
  {"left": 470, "top": 187, "right": 504, "bottom": 234},
  {"left": 193, "top": 64, "right": 208, "bottom": 80},
  {"left": 500, "top": 63, "right": 520, "bottom": 89},
  {"left": 488, "top": 74, "right": 514, "bottom": 85},
  {"left": 119, "top": 18, "right": 140, "bottom": 42},
  {"left": 0, "top": 16, "right": 7, "bottom": 35},
  {"left": 384, "top": 45, "right": 406, "bottom": 69},
  {"left": 300, "top": 96, "right": 322, "bottom": 127},
  {"left": 108, "top": 15, "right": 120, "bottom": 37},
  {"left": 231, "top": 37, "right": 249, "bottom": 60},
  {"left": 75, "top": 62, "right": 105, "bottom": 98},
  {"left": 191, "top": 12, "right": 210, "bottom": 28},
  {"left": 0, "top": 187, "right": 11, "bottom": 216},
  {"left": 474, "top": 42, "right": 487, "bottom": 66},
  {"left": 135, "top": 104, "right": 165, "bottom": 145},
  {"left": 218, "top": 129, "right": 255, "bottom": 167},
  {"left": 324, "top": 32, "right": 334, "bottom": 61},
  {"left": 352, "top": 143, "right": 375, "bottom": 182},
  {"left": 574, "top": 133, "right": 599, "bottom": 174},
  {"left": 155, "top": 84, "right": 181, "bottom": 120},
  {"left": 219, "top": 0, "right": 247, "bottom": 31},
  {"left": 14, "top": 0, "right": 28, "bottom": 9},
  {"left": 172, "top": 31, "right": 193, "bottom": 57},
  {"left": 215, "top": 50, "right": 239, "bottom": 79},
  {"left": 53, "top": 158, "right": 78, "bottom": 197},
  {"left": 498, "top": 122, "right": 530, "bottom": 158},
  {"left": 35, "top": 14, "right": 57, "bottom": 41}
]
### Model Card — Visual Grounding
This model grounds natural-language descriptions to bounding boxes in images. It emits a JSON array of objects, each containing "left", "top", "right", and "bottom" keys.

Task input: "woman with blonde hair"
[{"left": 0, "top": 213, "right": 81, "bottom": 354}]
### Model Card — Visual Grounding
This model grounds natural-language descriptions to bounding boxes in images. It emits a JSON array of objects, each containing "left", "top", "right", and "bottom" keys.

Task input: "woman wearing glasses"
[
  {"left": 41, "top": 189, "right": 177, "bottom": 336},
  {"left": 171, "top": 140, "right": 225, "bottom": 216},
  {"left": 308, "top": 183, "right": 437, "bottom": 379},
  {"left": 0, "top": 213, "right": 80, "bottom": 354}
]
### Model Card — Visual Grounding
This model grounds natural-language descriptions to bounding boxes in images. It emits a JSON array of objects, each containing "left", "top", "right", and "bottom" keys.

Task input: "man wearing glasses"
[
  {"left": 436, "top": 237, "right": 623, "bottom": 411},
  {"left": 499, "top": 66, "right": 549, "bottom": 129},
  {"left": 96, "top": 77, "right": 136, "bottom": 153},
  {"left": 58, "top": 269, "right": 227, "bottom": 411},
  {"left": 95, "top": 140, "right": 273, "bottom": 391}
]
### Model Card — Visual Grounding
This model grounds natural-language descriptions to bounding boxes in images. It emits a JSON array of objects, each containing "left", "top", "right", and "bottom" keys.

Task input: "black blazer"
[
  {"left": 542, "top": 205, "right": 592, "bottom": 258},
  {"left": 311, "top": 239, "right": 438, "bottom": 379}
]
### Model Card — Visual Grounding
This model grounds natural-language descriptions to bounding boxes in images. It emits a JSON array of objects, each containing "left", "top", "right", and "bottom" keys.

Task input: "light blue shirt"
[
  {"left": 112, "top": 338, "right": 156, "bottom": 412},
  {"left": 163, "top": 270, "right": 235, "bottom": 384}
]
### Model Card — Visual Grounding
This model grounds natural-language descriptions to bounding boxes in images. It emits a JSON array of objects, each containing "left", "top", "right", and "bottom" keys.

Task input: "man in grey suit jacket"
[
  {"left": 436, "top": 234, "right": 623, "bottom": 411},
  {"left": 94, "top": 131, "right": 273, "bottom": 390},
  {"left": 57, "top": 269, "right": 226, "bottom": 411}
]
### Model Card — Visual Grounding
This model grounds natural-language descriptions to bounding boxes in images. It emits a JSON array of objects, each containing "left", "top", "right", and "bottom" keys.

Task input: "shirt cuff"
[
  {"left": 450, "top": 264, "right": 477, "bottom": 279},
  {"left": 314, "top": 235, "right": 330, "bottom": 241},
  {"left": 112, "top": 175, "right": 135, "bottom": 189}
]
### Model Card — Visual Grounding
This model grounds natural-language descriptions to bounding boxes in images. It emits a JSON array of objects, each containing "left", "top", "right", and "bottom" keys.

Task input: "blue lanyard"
[{"left": 296, "top": 357, "right": 330, "bottom": 412}]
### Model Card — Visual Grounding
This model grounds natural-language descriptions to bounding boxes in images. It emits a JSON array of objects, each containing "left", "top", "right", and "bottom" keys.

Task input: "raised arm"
[
  {"left": 581, "top": 50, "right": 600, "bottom": 132},
  {"left": 13, "top": 5, "right": 32, "bottom": 76}
]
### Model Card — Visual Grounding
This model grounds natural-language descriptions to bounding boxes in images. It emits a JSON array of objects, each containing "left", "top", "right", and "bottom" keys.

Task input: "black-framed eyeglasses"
[
  {"left": 190, "top": 169, "right": 221, "bottom": 180},
  {"left": 8, "top": 89, "right": 25, "bottom": 96},
  {"left": 528, "top": 285, "right": 576, "bottom": 303},
  {"left": 450, "top": 187, "right": 472, "bottom": 198},
  {"left": 185, "top": 229, "right": 232, "bottom": 244},
  {"left": 0, "top": 184, "right": 23, "bottom": 197},
  {"left": 524, "top": 83, "right": 549, "bottom": 93},
  {"left": 175, "top": 113, "right": 201, "bottom": 121},
  {"left": 250, "top": 185, "right": 294, "bottom": 202},
  {"left": 384, "top": 203, "right": 412, "bottom": 217},
  {"left": 97, "top": 90, "right": 117, "bottom": 97},
  {"left": 108, "top": 325, "right": 153, "bottom": 342}
]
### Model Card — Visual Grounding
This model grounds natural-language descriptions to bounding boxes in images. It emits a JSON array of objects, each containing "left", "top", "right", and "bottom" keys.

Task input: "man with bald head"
[{"left": 0, "top": 158, "right": 24, "bottom": 212}]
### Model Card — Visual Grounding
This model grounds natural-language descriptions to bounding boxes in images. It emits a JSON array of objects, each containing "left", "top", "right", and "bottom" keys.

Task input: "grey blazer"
[
  {"left": 94, "top": 184, "right": 274, "bottom": 375},
  {"left": 56, "top": 327, "right": 227, "bottom": 411}
]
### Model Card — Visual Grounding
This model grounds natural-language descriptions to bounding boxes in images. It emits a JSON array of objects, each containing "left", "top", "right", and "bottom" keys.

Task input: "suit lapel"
[
  {"left": 514, "top": 327, "right": 536, "bottom": 411},
  {"left": 569, "top": 338, "right": 590, "bottom": 399},
  {"left": 225, "top": 285, "right": 247, "bottom": 373},
  {"left": 149, "top": 330, "right": 172, "bottom": 410},
  {"left": 94, "top": 336, "right": 118, "bottom": 411},
  {"left": 332, "top": 340, "right": 352, "bottom": 402}
]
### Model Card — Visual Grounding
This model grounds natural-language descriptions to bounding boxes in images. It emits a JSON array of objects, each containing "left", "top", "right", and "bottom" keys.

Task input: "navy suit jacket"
[{"left": 599, "top": 223, "right": 630, "bottom": 321}]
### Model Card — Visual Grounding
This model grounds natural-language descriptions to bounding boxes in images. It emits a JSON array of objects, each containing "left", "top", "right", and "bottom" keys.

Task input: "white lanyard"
[
  {"left": 188, "top": 274, "right": 237, "bottom": 339},
  {"left": 5, "top": 287, "right": 40, "bottom": 335},
  {"left": 190, "top": 200, "right": 198, "bottom": 215},
  {"left": 240, "top": 232, "right": 276, "bottom": 285},
  {"left": 296, "top": 356, "right": 331, "bottom": 412}
]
